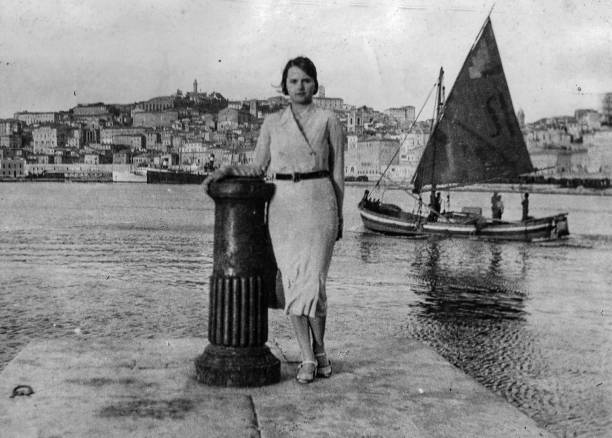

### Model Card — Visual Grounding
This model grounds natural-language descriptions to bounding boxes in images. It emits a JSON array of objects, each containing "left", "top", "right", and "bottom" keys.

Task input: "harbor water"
[{"left": 1, "top": 183, "right": 610, "bottom": 437}]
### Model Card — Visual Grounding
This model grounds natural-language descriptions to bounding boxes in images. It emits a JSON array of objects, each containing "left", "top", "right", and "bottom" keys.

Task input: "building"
[
  {"left": 525, "top": 128, "right": 573, "bottom": 151},
  {"left": 136, "top": 96, "right": 174, "bottom": 112},
  {"left": 112, "top": 151, "right": 131, "bottom": 165},
  {"left": 0, "top": 157, "right": 25, "bottom": 178},
  {"left": 32, "top": 125, "right": 68, "bottom": 154},
  {"left": 386, "top": 106, "right": 416, "bottom": 128},
  {"left": 347, "top": 109, "right": 364, "bottom": 133},
  {"left": 345, "top": 138, "right": 399, "bottom": 179},
  {"left": 71, "top": 104, "right": 113, "bottom": 127},
  {"left": 100, "top": 127, "right": 146, "bottom": 145},
  {"left": 602, "top": 93, "right": 612, "bottom": 126},
  {"left": 132, "top": 109, "right": 179, "bottom": 128},
  {"left": 0, "top": 119, "right": 22, "bottom": 135},
  {"left": 313, "top": 96, "right": 344, "bottom": 110},
  {"left": 0, "top": 134, "right": 22, "bottom": 149},
  {"left": 584, "top": 129, "right": 612, "bottom": 174},
  {"left": 217, "top": 108, "right": 251, "bottom": 131},
  {"left": 14, "top": 111, "right": 59, "bottom": 126},
  {"left": 145, "top": 131, "right": 161, "bottom": 150},
  {"left": 398, "top": 127, "right": 429, "bottom": 174},
  {"left": 575, "top": 109, "right": 601, "bottom": 131},
  {"left": 112, "top": 134, "right": 145, "bottom": 151}
]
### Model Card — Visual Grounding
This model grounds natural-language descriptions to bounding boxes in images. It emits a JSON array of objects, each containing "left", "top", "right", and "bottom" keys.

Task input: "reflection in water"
[
  {"left": 358, "top": 232, "right": 384, "bottom": 263},
  {"left": 410, "top": 239, "right": 527, "bottom": 321},
  {"left": 405, "top": 239, "right": 561, "bottom": 431}
]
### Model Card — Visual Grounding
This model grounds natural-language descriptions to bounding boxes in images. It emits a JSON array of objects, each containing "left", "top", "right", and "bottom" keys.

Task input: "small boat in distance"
[{"left": 358, "top": 16, "right": 569, "bottom": 241}]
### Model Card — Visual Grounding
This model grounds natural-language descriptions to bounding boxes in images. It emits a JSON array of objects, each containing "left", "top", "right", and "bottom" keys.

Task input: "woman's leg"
[
  {"left": 308, "top": 315, "right": 326, "bottom": 355},
  {"left": 290, "top": 315, "right": 315, "bottom": 362}
]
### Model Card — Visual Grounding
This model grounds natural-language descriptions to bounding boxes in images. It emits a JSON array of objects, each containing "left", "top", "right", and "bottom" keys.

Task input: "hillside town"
[{"left": 1, "top": 79, "right": 611, "bottom": 185}]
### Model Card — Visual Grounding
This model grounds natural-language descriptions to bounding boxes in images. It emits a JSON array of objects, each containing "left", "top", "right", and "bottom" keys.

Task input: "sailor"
[
  {"left": 491, "top": 192, "right": 504, "bottom": 219},
  {"left": 521, "top": 192, "right": 530, "bottom": 221},
  {"left": 428, "top": 191, "right": 441, "bottom": 222}
]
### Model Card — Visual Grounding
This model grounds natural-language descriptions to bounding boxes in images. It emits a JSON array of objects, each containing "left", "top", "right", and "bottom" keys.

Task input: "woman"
[{"left": 204, "top": 56, "right": 345, "bottom": 384}]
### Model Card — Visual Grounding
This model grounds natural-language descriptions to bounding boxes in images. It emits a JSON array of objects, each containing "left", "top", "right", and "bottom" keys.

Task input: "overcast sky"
[{"left": 1, "top": 0, "right": 610, "bottom": 122}]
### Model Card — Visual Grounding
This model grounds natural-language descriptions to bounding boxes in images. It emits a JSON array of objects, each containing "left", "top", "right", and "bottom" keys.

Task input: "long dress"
[{"left": 253, "top": 104, "right": 345, "bottom": 318}]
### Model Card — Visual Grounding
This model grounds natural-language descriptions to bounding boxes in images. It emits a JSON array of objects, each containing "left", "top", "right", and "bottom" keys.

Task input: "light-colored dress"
[{"left": 254, "top": 104, "right": 345, "bottom": 318}]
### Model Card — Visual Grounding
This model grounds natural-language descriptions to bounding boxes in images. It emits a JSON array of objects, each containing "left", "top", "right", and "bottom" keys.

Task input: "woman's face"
[{"left": 286, "top": 66, "right": 315, "bottom": 105}]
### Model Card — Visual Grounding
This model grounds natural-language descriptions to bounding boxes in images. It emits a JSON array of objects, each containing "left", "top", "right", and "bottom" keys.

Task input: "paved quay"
[{"left": 0, "top": 336, "right": 553, "bottom": 438}]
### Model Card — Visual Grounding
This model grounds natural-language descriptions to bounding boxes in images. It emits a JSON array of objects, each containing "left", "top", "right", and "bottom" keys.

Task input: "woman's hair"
[{"left": 281, "top": 56, "right": 318, "bottom": 95}]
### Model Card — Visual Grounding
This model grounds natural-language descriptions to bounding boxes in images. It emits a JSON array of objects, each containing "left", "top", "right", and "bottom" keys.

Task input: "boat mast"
[{"left": 429, "top": 67, "right": 444, "bottom": 200}]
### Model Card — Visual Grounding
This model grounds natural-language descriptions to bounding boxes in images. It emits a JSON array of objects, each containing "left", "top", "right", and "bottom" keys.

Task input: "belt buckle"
[{"left": 292, "top": 172, "right": 300, "bottom": 182}]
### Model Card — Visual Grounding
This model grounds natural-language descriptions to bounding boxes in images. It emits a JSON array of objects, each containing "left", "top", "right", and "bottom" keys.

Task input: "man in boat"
[
  {"left": 521, "top": 192, "right": 530, "bottom": 221},
  {"left": 491, "top": 192, "right": 504, "bottom": 219},
  {"left": 427, "top": 191, "right": 442, "bottom": 222}
]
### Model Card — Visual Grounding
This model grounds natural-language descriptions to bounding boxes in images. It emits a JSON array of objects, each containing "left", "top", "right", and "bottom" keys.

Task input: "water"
[{"left": 1, "top": 183, "right": 611, "bottom": 437}]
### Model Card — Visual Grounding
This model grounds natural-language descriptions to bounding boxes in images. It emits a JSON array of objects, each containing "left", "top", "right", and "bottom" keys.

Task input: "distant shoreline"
[
  {"left": 345, "top": 181, "right": 612, "bottom": 196},
  {"left": 1, "top": 178, "right": 611, "bottom": 196}
]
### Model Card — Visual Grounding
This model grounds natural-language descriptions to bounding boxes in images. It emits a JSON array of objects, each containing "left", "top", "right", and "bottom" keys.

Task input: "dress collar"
[{"left": 280, "top": 103, "right": 315, "bottom": 125}]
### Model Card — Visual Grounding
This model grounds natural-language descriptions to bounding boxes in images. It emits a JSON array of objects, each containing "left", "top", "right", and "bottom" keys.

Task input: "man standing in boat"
[
  {"left": 491, "top": 192, "right": 504, "bottom": 219},
  {"left": 428, "top": 191, "right": 442, "bottom": 222},
  {"left": 522, "top": 192, "right": 530, "bottom": 221}
]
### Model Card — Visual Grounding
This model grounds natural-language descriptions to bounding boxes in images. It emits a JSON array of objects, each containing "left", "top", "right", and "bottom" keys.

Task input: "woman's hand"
[
  {"left": 202, "top": 165, "right": 265, "bottom": 192},
  {"left": 202, "top": 165, "right": 233, "bottom": 192}
]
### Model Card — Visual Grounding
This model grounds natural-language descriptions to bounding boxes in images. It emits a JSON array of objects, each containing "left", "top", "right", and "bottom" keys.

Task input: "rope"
[{"left": 373, "top": 82, "right": 438, "bottom": 191}]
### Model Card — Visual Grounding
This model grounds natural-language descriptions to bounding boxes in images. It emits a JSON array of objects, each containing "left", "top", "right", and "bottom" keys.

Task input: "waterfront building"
[
  {"left": 0, "top": 157, "right": 25, "bottom": 178},
  {"left": 525, "top": 128, "right": 573, "bottom": 151},
  {"left": 345, "top": 137, "right": 399, "bottom": 179},
  {"left": 112, "top": 151, "right": 131, "bottom": 165},
  {"left": 84, "top": 154, "right": 100, "bottom": 165},
  {"left": 132, "top": 153, "right": 153, "bottom": 167},
  {"left": 145, "top": 132, "right": 161, "bottom": 150},
  {"left": 112, "top": 134, "right": 145, "bottom": 151},
  {"left": 584, "top": 129, "right": 612, "bottom": 174},
  {"left": 398, "top": 127, "right": 429, "bottom": 175},
  {"left": 575, "top": 109, "right": 602, "bottom": 132},
  {"left": 180, "top": 141, "right": 208, "bottom": 166},
  {"left": 14, "top": 111, "right": 59, "bottom": 126}
]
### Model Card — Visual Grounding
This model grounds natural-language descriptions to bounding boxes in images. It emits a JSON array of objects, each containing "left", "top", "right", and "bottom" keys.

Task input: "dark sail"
[{"left": 412, "top": 18, "right": 533, "bottom": 192}]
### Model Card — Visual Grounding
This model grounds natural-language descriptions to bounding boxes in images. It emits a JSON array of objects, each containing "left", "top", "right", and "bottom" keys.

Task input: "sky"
[{"left": 0, "top": 0, "right": 610, "bottom": 122}]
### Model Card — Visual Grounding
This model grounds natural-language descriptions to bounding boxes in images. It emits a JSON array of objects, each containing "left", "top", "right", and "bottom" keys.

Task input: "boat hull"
[
  {"left": 358, "top": 203, "right": 569, "bottom": 242},
  {"left": 147, "top": 169, "right": 208, "bottom": 184}
]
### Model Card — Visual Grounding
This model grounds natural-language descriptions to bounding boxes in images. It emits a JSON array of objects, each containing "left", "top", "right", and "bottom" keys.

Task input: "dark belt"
[{"left": 274, "top": 170, "right": 329, "bottom": 182}]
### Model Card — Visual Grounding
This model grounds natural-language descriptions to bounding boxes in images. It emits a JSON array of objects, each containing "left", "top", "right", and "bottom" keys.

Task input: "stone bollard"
[{"left": 195, "top": 177, "right": 281, "bottom": 386}]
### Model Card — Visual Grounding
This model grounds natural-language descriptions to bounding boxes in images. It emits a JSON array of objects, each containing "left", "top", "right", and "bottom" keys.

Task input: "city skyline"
[{"left": 1, "top": 0, "right": 610, "bottom": 122}]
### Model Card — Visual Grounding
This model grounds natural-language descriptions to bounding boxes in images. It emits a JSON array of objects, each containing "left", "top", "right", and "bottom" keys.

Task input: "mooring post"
[{"left": 195, "top": 177, "right": 280, "bottom": 386}]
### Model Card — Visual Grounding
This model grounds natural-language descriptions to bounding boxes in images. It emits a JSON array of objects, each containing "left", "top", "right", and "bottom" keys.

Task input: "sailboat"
[{"left": 358, "top": 17, "right": 569, "bottom": 241}]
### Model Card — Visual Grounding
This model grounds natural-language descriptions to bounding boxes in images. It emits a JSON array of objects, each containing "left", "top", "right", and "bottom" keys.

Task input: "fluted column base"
[{"left": 195, "top": 344, "right": 280, "bottom": 387}]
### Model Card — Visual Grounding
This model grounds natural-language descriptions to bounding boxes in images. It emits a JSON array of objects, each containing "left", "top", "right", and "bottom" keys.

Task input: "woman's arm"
[
  {"left": 328, "top": 112, "right": 345, "bottom": 238},
  {"left": 203, "top": 116, "right": 271, "bottom": 188}
]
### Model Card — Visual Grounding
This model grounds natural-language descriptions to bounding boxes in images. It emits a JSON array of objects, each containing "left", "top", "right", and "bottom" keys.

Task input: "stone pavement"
[{"left": 0, "top": 336, "right": 553, "bottom": 438}]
